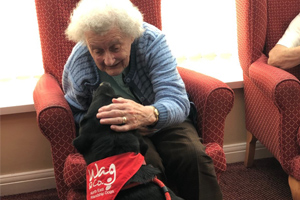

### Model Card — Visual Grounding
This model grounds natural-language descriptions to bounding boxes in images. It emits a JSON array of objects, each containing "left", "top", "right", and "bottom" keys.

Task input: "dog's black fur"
[{"left": 73, "top": 82, "right": 183, "bottom": 200}]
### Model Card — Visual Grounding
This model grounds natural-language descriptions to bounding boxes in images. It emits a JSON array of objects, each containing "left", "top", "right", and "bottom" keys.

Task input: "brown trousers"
[{"left": 143, "top": 120, "right": 223, "bottom": 200}]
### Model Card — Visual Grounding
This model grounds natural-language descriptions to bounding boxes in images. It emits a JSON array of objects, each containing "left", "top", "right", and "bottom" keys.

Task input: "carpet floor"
[
  {"left": 220, "top": 157, "right": 292, "bottom": 200},
  {"left": 1, "top": 157, "right": 292, "bottom": 200}
]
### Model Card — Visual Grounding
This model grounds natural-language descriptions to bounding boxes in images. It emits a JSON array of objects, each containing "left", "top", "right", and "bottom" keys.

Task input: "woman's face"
[{"left": 85, "top": 27, "right": 134, "bottom": 76}]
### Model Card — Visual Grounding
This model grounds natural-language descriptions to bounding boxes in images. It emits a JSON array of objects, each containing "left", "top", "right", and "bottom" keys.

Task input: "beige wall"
[
  {"left": 224, "top": 88, "right": 247, "bottom": 145},
  {"left": 0, "top": 112, "right": 53, "bottom": 175},
  {"left": 0, "top": 88, "right": 246, "bottom": 175}
]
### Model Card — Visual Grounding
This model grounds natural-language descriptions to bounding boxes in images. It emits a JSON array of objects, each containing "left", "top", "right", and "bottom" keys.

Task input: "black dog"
[{"left": 73, "top": 82, "right": 183, "bottom": 200}]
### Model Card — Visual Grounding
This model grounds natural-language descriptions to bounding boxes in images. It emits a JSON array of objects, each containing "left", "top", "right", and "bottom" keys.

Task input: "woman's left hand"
[{"left": 96, "top": 97, "right": 156, "bottom": 135}]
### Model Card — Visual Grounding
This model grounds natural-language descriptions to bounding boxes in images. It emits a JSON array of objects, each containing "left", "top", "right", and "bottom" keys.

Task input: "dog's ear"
[{"left": 73, "top": 134, "right": 91, "bottom": 155}]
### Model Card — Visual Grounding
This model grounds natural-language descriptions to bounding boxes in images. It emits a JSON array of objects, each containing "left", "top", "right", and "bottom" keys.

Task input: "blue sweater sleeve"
[{"left": 142, "top": 25, "right": 190, "bottom": 129}]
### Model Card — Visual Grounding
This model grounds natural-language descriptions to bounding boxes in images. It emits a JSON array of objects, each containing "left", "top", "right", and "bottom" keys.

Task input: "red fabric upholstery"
[
  {"left": 64, "top": 154, "right": 86, "bottom": 189},
  {"left": 34, "top": 0, "right": 233, "bottom": 199},
  {"left": 33, "top": 73, "right": 77, "bottom": 199},
  {"left": 236, "top": 0, "right": 300, "bottom": 180},
  {"left": 176, "top": 67, "right": 234, "bottom": 147},
  {"left": 130, "top": 0, "right": 162, "bottom": 31},
  {"left": 205, "top": 143, "right": 227, "bottom": 179},
  {"left": 34, "top": 0, "right": 78, "bottom": 87}
]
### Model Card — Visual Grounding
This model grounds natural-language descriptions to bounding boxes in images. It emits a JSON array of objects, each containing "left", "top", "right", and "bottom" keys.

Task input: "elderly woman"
[{"left": 63, "top": 0, "right": 222, "bottom": 199}]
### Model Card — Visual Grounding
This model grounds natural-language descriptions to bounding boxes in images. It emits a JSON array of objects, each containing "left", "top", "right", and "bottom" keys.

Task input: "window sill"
[
  {"left": 179, "top": 57, "right": 244, "bottom": 89},
  {"left": 0, "top": 62, "right": 243, "bottom": 116},
  {"left": 0, "top": 77, "right": 39, "bottom": 115}
]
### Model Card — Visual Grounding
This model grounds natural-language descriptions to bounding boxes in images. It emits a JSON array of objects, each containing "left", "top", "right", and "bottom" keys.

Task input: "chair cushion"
[
  {"left": 67, "top": 189, "right": 86, "bottom": 200},
  {"left": 205, "top": 143, "right": 227, "bottom": 175},
  {"left": 64, "top": 153, "right": 87, "bottom": 189}
]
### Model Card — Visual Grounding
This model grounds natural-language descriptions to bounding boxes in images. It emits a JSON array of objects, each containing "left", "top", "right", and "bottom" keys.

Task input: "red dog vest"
[{"left": 86, "top": 152, "right": 144, "bottom": 200}]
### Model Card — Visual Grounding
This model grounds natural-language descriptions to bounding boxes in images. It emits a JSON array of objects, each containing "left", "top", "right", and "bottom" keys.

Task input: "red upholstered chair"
[
  {"left": 33, "top": 0, "right": 234, "bottom": 199},
  {"left": 236, "top": 0, "right": 300, "bottom": 198}
]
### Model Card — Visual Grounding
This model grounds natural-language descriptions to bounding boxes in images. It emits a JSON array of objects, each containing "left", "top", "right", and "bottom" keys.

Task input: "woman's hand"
[{"left": 96, "top": 97, "right": 157, "bottom": 135}]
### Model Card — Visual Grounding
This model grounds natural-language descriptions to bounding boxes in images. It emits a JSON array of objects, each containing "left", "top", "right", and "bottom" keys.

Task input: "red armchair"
[
  {"left": 236, "top": 0, "right": 300, "bottom": 198},
  {"left": 33, "top": 0, "right": 234, "bottom": 199}
]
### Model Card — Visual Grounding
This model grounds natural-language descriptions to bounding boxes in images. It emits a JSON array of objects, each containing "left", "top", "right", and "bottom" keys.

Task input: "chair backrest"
[
  {"left": 35, "top": 0, "right": 161, "bottom": 87},
  {"left": 265, "top": 1, "right": 300, "bottom": 54},
  {"left": 236, "top": 0, "right": 300, "bottom": 77}
]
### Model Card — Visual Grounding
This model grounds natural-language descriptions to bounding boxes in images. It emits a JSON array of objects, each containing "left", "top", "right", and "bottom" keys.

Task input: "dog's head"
[
  {"left": 73, "top": 82, "right": 148, "bottom": 165},
  {"left": 93, "top": 82, "right": 116, "bottom": 100}
]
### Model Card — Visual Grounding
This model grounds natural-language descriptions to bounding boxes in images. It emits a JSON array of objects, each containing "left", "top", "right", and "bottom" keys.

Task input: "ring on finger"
[{"left": 122, "top": 116, "right": 127, "bottom": 124}]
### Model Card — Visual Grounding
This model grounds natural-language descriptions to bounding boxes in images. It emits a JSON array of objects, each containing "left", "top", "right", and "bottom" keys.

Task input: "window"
[
  {"left": 1, "top": 0, "right": 238, "bottom": 81},
  {"left": 0, "top": 0, "right": 241, "bottom": 112},
  {"left": 0, "top": 0, "right": 43, "bottom": 81},
  {"left": 161, "top": 0, "right": 239, "bottom": 69},
  {"left": 0, "top": 1, "right": 43, "bottom": 111}
]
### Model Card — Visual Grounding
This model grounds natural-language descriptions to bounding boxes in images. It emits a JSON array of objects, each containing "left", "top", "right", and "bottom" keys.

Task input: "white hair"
[{"left": 65, "top": 0, "right": 144, "bottom": 43}]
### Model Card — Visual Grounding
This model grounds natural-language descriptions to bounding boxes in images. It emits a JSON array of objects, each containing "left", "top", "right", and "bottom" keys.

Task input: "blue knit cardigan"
[{"left": 62, "top": 23, "right": 190, "bottom": 130}]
